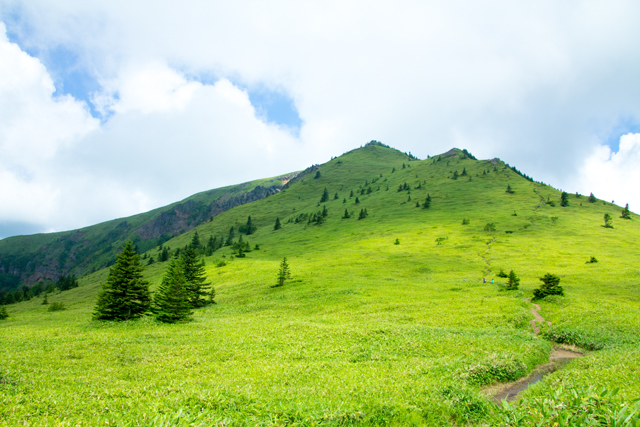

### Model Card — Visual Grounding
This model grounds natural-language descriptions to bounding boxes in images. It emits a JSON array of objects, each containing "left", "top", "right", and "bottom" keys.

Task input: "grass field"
[{"left": 1, "top": 144, "right": 639, "bottom": 426}]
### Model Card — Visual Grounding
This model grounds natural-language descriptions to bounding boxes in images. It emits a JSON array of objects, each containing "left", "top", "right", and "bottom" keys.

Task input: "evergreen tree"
[
  {"left": 93, "top": 241, "right": 151, "bottom": 321},
  {"left": 0, "top": 306, "right": 8, "bottom": 320},
  {"left": 160, "top": 247, "right": 169, "bottom": 262},
  {"left": 191, "top": 231, "right": 201, "bottom": 249},
  {"left": 589, "top": 192, "right": 597, "bottom": 203},
  {"left": 320, "top": 188, "right": 329, "bottom": 203},
  {"left": 181, "top": 246, "right": 212, "bottom": 307},
  {"left": 350, "top": 190, "right": 354, "bottom": 198},
  {"left": 240, "top": 216, "right": 256, "bottom": 235},
  {"left": 147, "top": 256, "right": 155, "bottom": 265},
  {"left": 416, "top": 201, "right": 420, "bottom": 207},
  {"left": 506, "top": 270, "right": 520, "bottom": 290},
  {"left": 274, "top": 217, "right": 282, "bottom": 230},
  {"left": 274, "top": 257, "right": 291, "bottom": 287},
  {"left": 153, "top": 259, "right": 193, "bottom": 323},
  {"left": 604, "top": 213, "right": 613, "bottom": 228},
  {"left": 461, "top": 167, "right": 467, "bottom": 176},
  {"left": 561, "top": 192, "right": 569, "bottom": 207},
  {"left": 423, "top": 194, "right": 431, "bottom": 209},
  {"left": 334, "top": 192, "right": 339, "bottom": 200},
  {"left": 343, "top": 198, "right": 347, "bottom": 203},
  {"left": 42, "top": 293, "right": 49, "bottom": 305},
  {"left": 533, "top": 273, "right": 564, "bottom": 299},
  {"left": 621, "top": 203, "right": 631, "bottom": 219},
  {"left": 225, "top": 227, "right": 235, "bottom": 246},
  {"left": 355, "top": 197, "right": 360, "bottom": 204},
  {"left": 342, "top": 209, "right": 351, "bottom": 219},
  {"left": 321, "top": 205, "right": 328, "bottom": 218},
  {"left": 314, "top": 170, "right": 322, "bottom": 179},
  {"left": 506, "top": 184, "right": 514, "bottom": 194}
]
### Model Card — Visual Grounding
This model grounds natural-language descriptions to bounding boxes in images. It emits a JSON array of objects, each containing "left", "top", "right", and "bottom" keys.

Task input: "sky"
[{"left": 1, "top": 1, "right": 640, "bottom": 239}]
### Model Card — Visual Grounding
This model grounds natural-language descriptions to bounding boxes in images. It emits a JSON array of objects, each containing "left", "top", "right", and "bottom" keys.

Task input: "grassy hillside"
[
  {"left": 0, "top": 173, "right": 294, "bottom": 288},
  {"left": 1, "top": 143, "right": 639, "bottom": 426}
]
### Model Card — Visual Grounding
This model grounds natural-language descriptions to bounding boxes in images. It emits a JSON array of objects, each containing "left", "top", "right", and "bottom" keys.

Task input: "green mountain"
[
  {"left": 1, "top": 141, "right": 639, "bottom": 426},
  {"left": 0, "top": 172, "right": 298, "bottom": 287}
]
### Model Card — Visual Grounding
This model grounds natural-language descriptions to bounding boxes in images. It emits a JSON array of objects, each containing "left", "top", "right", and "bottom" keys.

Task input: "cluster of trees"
[
  {"left": 493, "top": 270, "right": 564, "bottom": 299},
  {"left": 93, "top": 241, "right": 214, "bottom": 323},
  {"left": 0, "top": 274, "right": 79, "bottom": 306}
]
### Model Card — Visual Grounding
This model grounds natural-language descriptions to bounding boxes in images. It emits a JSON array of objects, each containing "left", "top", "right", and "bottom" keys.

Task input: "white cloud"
[
  {"left": 1, "top": 1, "right": 640, "bottom": 234},
  {"left": 572, "top": 134, "right": 640, "bottom": 211}
]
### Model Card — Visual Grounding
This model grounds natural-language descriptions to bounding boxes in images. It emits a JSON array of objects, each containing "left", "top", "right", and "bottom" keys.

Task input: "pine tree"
[
  {"left": 274, "top": 257, "right": 291, "bottom": 287},
  {"left": 160, "top": 247, "right": 169, "bottom": 262},
  {"left": 334, "top": 192, "right": 339, "bottom": 200},
  {"left": 533, "top": 273, "right": 564, "bottom": 299},
  {"left": 461, "top": 167, "right": 467, "bottom": 176},
  {"left": 350, "top": 190, "right": 354, "bottom": 198},
  {"left": 153, "top": 259, "right": 193, "bottom": 323},
  {"left": 561, "top": 192, "right": 569, "bottom": 207},
  {"left": 321, "top": 205, "right": 328, "bottom": 217},
  {"left": 621, "top": 203, "right": 631, "bottom": 219},
  {"left": 314, "top": 170, "right": 321, "bottom": 179},
  {"left": 589, "top": 192, "right": 597, "bottom": 203},
  {"left": 274, "top": 217, "right": 282, "bottom": 230},
  {"left": 423, "top": 194, "right": 431, "bottom": 209},
  {"left": 342, "top": 209, "right": 350, "bottom": 219},
  {"left": 0, "top": 306, "right": 8, "bottom": 320},
  {"left": 181, "top": 246, "right": 212, "bottom": 307},
  {"left": 506, "top": 270, "right": 520, "bottom": 290},
  {"left": 320, "top": 188, "right": 329, "bottom": 203},
  {"left": 93, "top": 241, "right": 151, "bottom": 321},
  {"left": 355, "top": 197, "right": 360, "bottom": 204},
  {"left": 191, "top": 231, "right": 201, "bottom": 249},
  {"left": 42, "top": 293, "right": 49, "bottom": 305},
  {"left": 416, "top": 201, "right": 420, "bottom": 207},
  {"left": 506, "top": 184, "right": 514, "bottom": 194}
]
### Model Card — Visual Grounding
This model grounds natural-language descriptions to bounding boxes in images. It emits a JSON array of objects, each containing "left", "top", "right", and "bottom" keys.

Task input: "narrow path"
[{"left": 528, "top": 299, "right": 552, "bottom": 335}]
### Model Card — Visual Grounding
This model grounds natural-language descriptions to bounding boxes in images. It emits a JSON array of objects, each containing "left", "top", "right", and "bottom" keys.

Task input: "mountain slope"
[
  {"left": 0, "top": 172, "right": 297, "bottom": 286},
  {"left": 1, "top": 142, "right": 639, "bottom": 426}
]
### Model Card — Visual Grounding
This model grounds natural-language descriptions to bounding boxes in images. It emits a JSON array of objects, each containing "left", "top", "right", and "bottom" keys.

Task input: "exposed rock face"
[{"left": 135, "top": 183, "right": 284, "bottom": 240}]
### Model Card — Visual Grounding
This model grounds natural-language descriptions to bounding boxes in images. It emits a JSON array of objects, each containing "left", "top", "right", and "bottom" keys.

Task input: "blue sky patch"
[
  {"left": 247, "top": 87, "right": 302, "bottom": 133},
  {"left": 602, "top": 117, "right": 640, "bottom": 152}
]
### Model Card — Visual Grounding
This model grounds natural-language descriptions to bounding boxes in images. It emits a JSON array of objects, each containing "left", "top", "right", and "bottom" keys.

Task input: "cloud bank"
[{"left": 1, "top": 1, "right": 640, "bottom": 237}]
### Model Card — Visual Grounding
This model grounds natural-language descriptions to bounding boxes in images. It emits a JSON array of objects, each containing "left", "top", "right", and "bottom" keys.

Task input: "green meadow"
[{"left": 1, "top": 144, "right": 639, "bottom": 426}]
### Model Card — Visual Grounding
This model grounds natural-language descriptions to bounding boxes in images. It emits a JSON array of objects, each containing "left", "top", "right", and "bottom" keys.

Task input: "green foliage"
[
  {"left": 460, "top": 354, "right": 526, "bottom": 385},
  {"left": 499, "top": 386, "right": 640, "bottom": 426},
  {"left": 506, "top": 184, "right": 514, "bottom": 194},
  {"left": 320, "top": 187, "right": 329, "bottom": 203},
  {"left": 484, "top": 223, "right": 496, "bottom": 232},
  {"left": 41, "top": 293, "right": 49, "bottom": 305},
  {"left": 181, "top": 246, "right": 212, "bottom": 307},
  {"left": 47, "top": 302, "right": 66, "bottom": 312},
  {"left": 394, "top": 238, "right": 400, "bottom": 245},
  {"left": 497, "top": 269, "right": 508, "bottom": 278},
  {"left": 435, "top": 236, "right": 447, "bottom": 245},
  {"left": 153, "top": 259, "right": 193, "bottom": 323},
  {"left": 239, "top": 216, "right": 257, "bottom": 235},
  {"left": 56, "top": 274, "right": 79, "bottom": 291},
  {"left": 587, "top": 256, "right": 598, "bottom": 263},
  {"left": 533, "top": 273, "right": 564, "bottom": 300},
  {"left": 273, "top": 217, "right": 281, "bottom": 230},
  {"left": 0, "top": 306, "right": 7, "bottom": 320},
  {"left": 621, "top": 203, "right": 631, "bottom": 219},
  {"left": 604, "top": 213, "right": 613, "bottom": 228},
  {"left": 423, "top": 194, "right": 431, "bottom": 209},
  {"left": 273, "top": 257, "right": 291, "bottom": 287},
  {"left": 191, "top": 231, "right": 201, "bottom": 249},
  {"left": 461, "top": 218, "right": 470, "bottom": 225},
  {"left": 355, "top": 197, "right": 360, "bottom": 204},
  {"left": 589, "top": 192, "right": 597, "bottom": 203},
  {"left": 342, "top": 209, "right": 351, "bottom": 219},
  {"left": 561, "top": 191, "right": 569, "bottom": 207},
  {"left": 314, "top": 170, "right": 321, "bottom": 179},
  {"left": 92, "top": 241, "right": 151, "bottom": 321},
  {"left": 506, "top": 270, "right": 520, "bottom": 290},
  {"left": 357, "top": 208, "right": 369, "bottom": 220}
]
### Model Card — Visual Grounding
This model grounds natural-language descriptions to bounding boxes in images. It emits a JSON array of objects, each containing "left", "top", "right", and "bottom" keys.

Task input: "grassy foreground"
[{"left": 1, "top": 144, "right": 639, "bottom": 426}]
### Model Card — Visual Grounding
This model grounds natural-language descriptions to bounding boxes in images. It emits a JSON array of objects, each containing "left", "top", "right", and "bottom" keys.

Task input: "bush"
[
  {"left": 48, "top": 302, "right": 66, "bottom": 312},
  {"left": 0, "top": 306, "right": 8, "bottom": 320},
  {"left": 484, "top": 223, "right": 496, "bottom": 233},
  {"left": 533, "top": 273, "right": 564, "bottom": 299},
  {"left": 497, "top": 269, "right": 508, "bottom": 278},
  {"left": 586, "top": 256, "right": 598, "bottom": 264}
]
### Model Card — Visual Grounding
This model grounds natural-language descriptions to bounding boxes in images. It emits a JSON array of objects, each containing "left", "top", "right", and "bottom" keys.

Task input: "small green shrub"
[
  {"left": 215, "top": 260, "right": 227, "bottom": 267},
  {"left": 461, "top": 355, "right": 527, "bottom": 385},
  {"left": 394, "top": 238, "right": 400, "bottom": 245},
  {"left": 0, "top": 306, "right": 8, "bottom": 320},
  {"left": 533, "top": 273, "right": 563, "bottom": 299},
  {"left": 497, "top": 269, "right": 508, "bottom": 278},
  {"left": 542, "top": 327, "right": 605, "bottom": 350},
  {"left": 440, "top": 385, "right": 490, "bottom": 424},
  {"left": 586, "top": 256, "right": 598, "bottom": 264},
  {"left": 47, "top": 302, "right": 66, "bottom": 312},
  {"left": 484, "top": 223, "right": 496, "bottom": 233}
]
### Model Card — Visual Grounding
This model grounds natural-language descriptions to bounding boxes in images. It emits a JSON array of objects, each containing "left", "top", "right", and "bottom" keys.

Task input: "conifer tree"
[
  {"left": 0, "top": 306, "right": 8, "bottom": 320},
  {"left": 533, "top": 273, "right": 564, "bottom": 299},
  {"left": 160, "top": 247, "right": 169, "bottom": 262},
  {"left": 621, "top": 203, "right": 631, "bottom": 219},
  {"left": 273, "top": 257, "right": 291, "bottom": 287},
  {"left": 604, "top": 213, "right": 613, "bottom": 228},
  {"left": 461, "top": 167, "right": 467, "bottom": 176},
  {"left": 350, "top": 190, "right": 354, "bottom": 198},
  {"left": 274, "top": 217, "right": 282, "bottom": 230},
  {"left": 355, "top": 197, "right": 360, "bottom": 204},
  {"left": 153, "top": 259, "right": 192, "bottom": 323},
  {"left": 342, "top": 209, "right": 350, "bottom": 219},
  {"left": 334, "top": 192, "right": 339, "bottom": 200},
  {"left": 321, "top": 205, "right": 328, "bottom": 217},
  {"left": 506, "top": 270, "right": 520, "bottom": 290},
  {"left": 506, "top": 184, "right": 514, "bottom": 194},
  {"left": 589, "top": 192, "right": 597, "bottom": 203},
  {"left": 182, "top": 246, "right": 212, "bottom": 307},
  {"left": 343, "top": 198, "right": 347, "bottom": 203},
  {"left": 416, "top": 201, "right": 420, "bottom": 207},
  {"left": 320, "top": 188, "right": 329, "bottom": 203},
  {"left": 561, "top": 192, "right": 569, "bottom": 207},
  {"left": 93, "top": 241, "right": 151, "bottom": 321},
  {"left": 314, "top": 170, "right": 322, "bottom": 179},
  {"left": 423, "top": 194, "right": 431, "bottom": 209},
  {"left": 191, "top": 231, "right": 201, "bottom": 249},
  {"left": 42, "top": 293, "right": 49, "bottom": 305}
]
